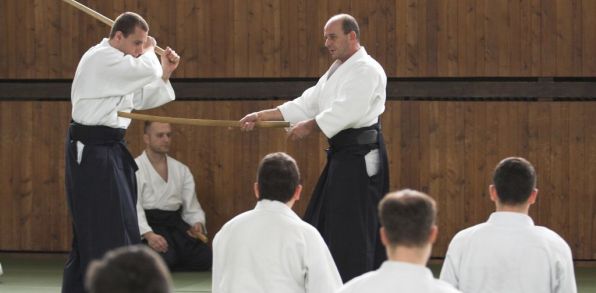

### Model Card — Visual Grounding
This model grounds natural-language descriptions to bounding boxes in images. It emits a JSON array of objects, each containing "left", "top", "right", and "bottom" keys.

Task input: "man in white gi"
[
  {"left": 239, "top": 14, "right": 388, "bottom": 282},
  {"left": 338, "top": 189, "right": 460, "bottom": 293},
  {"left": 136, "top": 121, "right": 212, "bottom": 271},
  {"left": 440, "top": 157, "right": 577, "bottom": 293},
  {"left": 212, "top": 152, "right": 342, "bottom": 293},
  {"left": 63, "top": 12, "right": 180, "bottom": 293}
]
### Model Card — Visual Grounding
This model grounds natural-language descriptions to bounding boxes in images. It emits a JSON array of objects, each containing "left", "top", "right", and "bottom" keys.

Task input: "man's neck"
[
  {"left": 495, "top": 203, "right": 530, "bottom": 214},
  {"left": 386, "top": 244, "right": 431, "bottom": 266},
  {"left": 108, "top": 38, "right": 119, "bottom": 50},
  {"left": 339, "top": 44, "right": 361, "bottom": 62},
  {"left": 145, "top": 149, "right": 167, "bottom": 165}
]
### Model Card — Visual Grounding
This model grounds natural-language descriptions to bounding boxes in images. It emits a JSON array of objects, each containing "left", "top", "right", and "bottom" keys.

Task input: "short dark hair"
[
  {"left": 379, "top": 189, "right": 436, "bottom": 247},
  {"left": 256, "top": 152, "right": 300, "bottom": 203},
  {"left": 334, "top": 14, "right": 360, "bottom": 40},
  {"left": 492, "top": 157, "right": 536, "bottom": 205},
  {"left": 143, "top": 121, "right": 153, "bottom": 134},
  {"left": 109, "top": 12, "right": 149, "bottom": 39},
  {"left": 85, "top": 245, "right": 172, "bottom": 293}
]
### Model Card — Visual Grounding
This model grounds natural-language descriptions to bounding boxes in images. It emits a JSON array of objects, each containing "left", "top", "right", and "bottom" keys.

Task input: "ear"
[
  {"left": 253, "top": 182, "right": 260, "bottom": 200},
  {"left": 143, "top": 133, "right": 150, "bottom": 145},
  {"left": 527, "top": 188, "right": 538, "bottom": 205},
  {"left": 114, "top": 31, "right": 123, "bottom": 41},
  {"left": 292, "top": 184, "right": 303, "bottom": 201},
  {"left": 349, "top": 31, "right": 357, "bottom": 41},
  {"left": 489, "top": 184, "right": 498, "bottom": 203},
  {"left": 379, "top": 227, "right": 389, "bottom": 247},
  {"left": 428, "top": 225, "right": 438, "bottom": 244}
]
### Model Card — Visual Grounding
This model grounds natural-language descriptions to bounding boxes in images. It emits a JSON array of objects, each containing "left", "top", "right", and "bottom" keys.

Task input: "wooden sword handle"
[{"left": 62, "top": 0, "right": 165, "bottom": 55}]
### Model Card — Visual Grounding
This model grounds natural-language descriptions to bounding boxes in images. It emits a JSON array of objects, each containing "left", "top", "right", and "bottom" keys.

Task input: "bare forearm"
[{"left": 256, "top": 108, "right": 284, "bottom": 121}]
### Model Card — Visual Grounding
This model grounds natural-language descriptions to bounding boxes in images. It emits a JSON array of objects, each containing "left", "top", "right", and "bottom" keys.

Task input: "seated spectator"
[
  {"left": 212, "top": 152, "right": 342, "bottom": 293},
  {"left": 136, "top": 122, "right": 211, "bottom": 271},
  {"left": 338, "top": 189, "right": 460, "bottom": 293},
  {"left": 440, "top": 157, "right": 577, "bottom": 293},
  {"left": 85, "top": 245, "right": 173, "bottom": 293}
]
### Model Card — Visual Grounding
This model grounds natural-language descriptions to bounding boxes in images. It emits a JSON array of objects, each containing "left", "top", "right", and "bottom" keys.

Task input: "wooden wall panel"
[
  {"left": 2, "top": 100, "right": 596, "bottom": 261},
  {"left": 1, "top": 0, "right": 595, "bottom": 79}
]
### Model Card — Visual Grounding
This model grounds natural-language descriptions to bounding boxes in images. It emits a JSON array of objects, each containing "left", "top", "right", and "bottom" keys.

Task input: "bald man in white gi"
[
  {"left": 240, "top": 14, "right": 388, "bottom": 282},
  {"left": 440, "top": 157, "right": 577, "bottom": 293}
]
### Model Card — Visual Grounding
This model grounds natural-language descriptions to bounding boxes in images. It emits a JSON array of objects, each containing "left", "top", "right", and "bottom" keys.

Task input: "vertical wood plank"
[
  {"left": 555, "top": 0, "right": 574, "bottom": 76},
  {"left": 581, "top": 0, "right": 596, "bottom": 75},
  {"left": 541, "top": 0, "right": 557, "bottom": 76},
  {"left": 233, "top": 0, "right": 248, "bottom": 76}
]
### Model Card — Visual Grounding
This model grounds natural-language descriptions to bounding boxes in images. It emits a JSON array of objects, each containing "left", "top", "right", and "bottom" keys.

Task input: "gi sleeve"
[
  {"left": 76, "top": 49, "right": 164, "bottom": 100},
  {"left": 440, "top": 240, "right": 461, "bottom": 289},
  {"left": 135, "top": 170, "right": 153, "bottom": 236},
  {"left": 212, "top": 231, "right": 225, "bottom": 293},
  {"left": 277, "top": 85, "right": 320, "bottom": 124},
  {"left": 180, "top": 166, "right": 207, "bottom": 231},
  {"left": 554, "top": 242, "right": 578, "bottom": 293},
  {"left": 304, "top": 228, "right": 343, "bottom": 293},
  {"left": 132, "top": 78, "right": 176, "bottom": 110}
]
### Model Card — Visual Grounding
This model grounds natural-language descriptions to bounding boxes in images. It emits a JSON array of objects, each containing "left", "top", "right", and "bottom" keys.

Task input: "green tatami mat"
[
  {"left": 1, "top": 253, "right": 595, "bottom": 293},
  {"left": 0, "top": 253, "right": 210, "bottom": 293}
]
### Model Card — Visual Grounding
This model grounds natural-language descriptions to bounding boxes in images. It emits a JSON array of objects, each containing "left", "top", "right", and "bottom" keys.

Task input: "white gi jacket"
[
  {"left": 278, "top": 47, "right": 386, "bottom": 139},
  {"left": 212, "top": 199, "right": 342, "bottom": 293},
  {"left": 71, "top": 38, "right": 175, "bottom": 129},
  {"left": 135, "top": 151, "right": 206, "bottom": 235},
  {"left": 338, "top": 261, "right": 461, "bottom": 293},
  {"left": 440, "top": 212, "right": 577, "bottom": 293},
  {"left": 278, "top": 47, "right": 386, "bottom": 175}
]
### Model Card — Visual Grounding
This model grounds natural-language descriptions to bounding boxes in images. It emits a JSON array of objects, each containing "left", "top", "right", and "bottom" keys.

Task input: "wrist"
[{"left": 308, "top": 119, "right": 319, "bottom": 131}]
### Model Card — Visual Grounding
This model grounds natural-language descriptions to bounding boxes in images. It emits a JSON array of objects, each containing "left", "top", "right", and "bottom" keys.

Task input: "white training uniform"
[
  {"left": 71, "top": 38, "right": 175, "bottom": 128},
  {"left": 71, "top": 38, "right": 175, "bottom": 161},
  {"left": 135, "top": 151, "right": 206, "bottom": 235},
  {"left": 338, "top": 261, "right": 461, "bottom": 293},
  {"left": 277, "top": 47, "right": 386, "bottom": 176},
  {"left": 440, "top": 212, "right": 577, "bottom": 293},
  {"left": 212, "top": 199, "right": 342, "bottom": 293}
]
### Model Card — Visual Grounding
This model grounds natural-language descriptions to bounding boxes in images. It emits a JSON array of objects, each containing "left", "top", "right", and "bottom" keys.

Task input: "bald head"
[
  {"left": 326, "top": 14, "right": 360, "bottom": 41},
  {"left": 323, "top": 14, "right": 361, "bottom": 62}
]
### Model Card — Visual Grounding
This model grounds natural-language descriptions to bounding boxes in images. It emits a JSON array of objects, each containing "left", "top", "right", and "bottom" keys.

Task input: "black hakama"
[
  {"left": 304, "top": 124, "right": 389, "bottom": 282},
  {"left": 144, "top": 209, "right": 212, "bottom": 271},
  {"left": 62, "top": 123, "right": 141, "bottom": 293}
]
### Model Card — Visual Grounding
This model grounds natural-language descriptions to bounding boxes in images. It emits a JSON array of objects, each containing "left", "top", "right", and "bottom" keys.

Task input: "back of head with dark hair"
[
  {"left": 85, "top": 245, "right": 172, "bottom": 293},
  {"left": 492, "top": 157, "right": 536, "bottom": 205},
  {"left": 256, "top": 152, "right": 300, "bottom": 203},
  {"left": 109, "top": 12, "right": 149, "bottom": 39},
  {"left": 379, "top": 189, "right": 436, "bottom": 247}
]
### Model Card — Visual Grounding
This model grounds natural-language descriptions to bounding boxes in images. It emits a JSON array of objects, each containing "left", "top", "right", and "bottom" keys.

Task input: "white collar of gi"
[
  {"left": 254, "top": 199, "right": 300, "bottom": 220},
  {"left": 330, "top": 46, "right": 367, "bottom": 68},
  {"left": 327, "top": 47, "right": 367, "bottom": 80},
  {"left": 487, "top": 211, "right": 535, "bottom": 227},
  {"left": 379, "top": 260, "right": 435, "bottom": 279}
]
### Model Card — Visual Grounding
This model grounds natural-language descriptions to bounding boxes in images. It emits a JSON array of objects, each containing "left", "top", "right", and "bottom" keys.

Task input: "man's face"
[
  {"left": 324, "top": 20, "right": 351, "bottom": 62},
  {"left": 145, "top": 122, "right": 172, "bottom": 154},
  {"left": 113, "top": 26, "right": 148, "bottom": 58}
]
